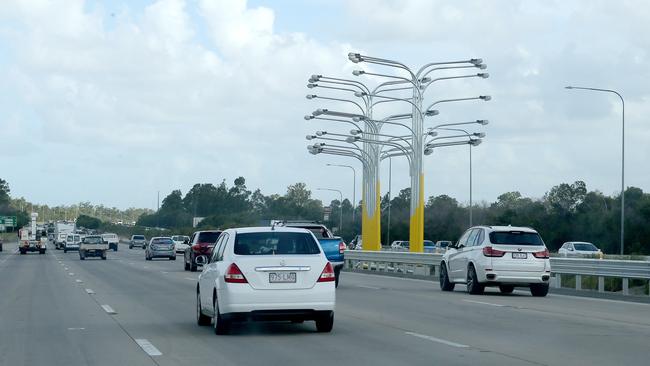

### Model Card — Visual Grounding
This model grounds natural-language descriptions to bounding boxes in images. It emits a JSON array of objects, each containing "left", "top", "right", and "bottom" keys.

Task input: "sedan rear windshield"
[
  {"left": 574, "top": 243, "right": 598, "bottom": 251},
  {"left": 152, "top": 238, "right": 173, "bottom": 245},
  {"left": 84, "top": 237, "right": 102, "bottom": 244},
  {"left": 197, "top": 232, "right": 221, "bottom": 243},
  {"left": 133, "top": 235, "right": 145, "bottom": 240},
  {"left": 234, "top": 232, "right": 321, "bottom": 255},
  {"left": 489, "top": 231, "right": 544, "bottom": 246}
]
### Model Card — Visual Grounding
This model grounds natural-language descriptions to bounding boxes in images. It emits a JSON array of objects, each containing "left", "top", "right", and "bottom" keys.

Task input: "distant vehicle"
[
  {"left": 79, "top": 235, "right": 108, "bottom": 260},
  {"left": 349, "top": 234, "right": 361, "bottom": 250},
  {"left": 0, "top": 237, "right": 2, "bottom": 252},
  {"left": 390, "top": 240, "right": 409, "bottom": 250},
  {"left": 558, "top": 242, "right": 603, "bottom": 258},
  {"left": 63, "top": 233, "right": 82, "bottom": 253},
  {"left": 184, "top": 230, "right": 223, "bottom": 272},
  {"left": 440, "top": 226, "right": 551, "bottom": 297},
  {"left": 172, "top": 235, "right": 191, "bottom": 253},
  {"left": 19, "top": 214, "right": 46, "bottom": 254},
  {"left": 435, "top": 240, "right": 452, "bottom": 253},
  {"left": 280, "top": 221, "right": 345, "bottom": 287},
  {"left": 195, "top": 227, "right": 336, "bottom": 334},
  {"left": 101, "top": 233, "right": 119, "bottom": 251},
  {"left": 146, "top": 237, "right": 176, "bottom": 261},
  {"left": 129, "top": 235, "right": 147, "bottom": 249},
  {"left": 54, "top": 222, "right": 75, "bottom": 250}
]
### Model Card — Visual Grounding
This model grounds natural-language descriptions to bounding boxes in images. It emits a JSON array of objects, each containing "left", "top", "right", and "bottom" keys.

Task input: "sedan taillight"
[
  {"left": 338, "top": 241, "right": 346, "bottom": 254},
  {"left": 533, "top": 249, "right": 550, "bottom": 259},
  {"left": 224, "top": 263, "right": 248, "bottom": 283},
  {"left": 482, "top": 246, "right": 506, "bottom": 257},
  {"left": 317, "top": 262, "right": 336, "bottom": 282}
]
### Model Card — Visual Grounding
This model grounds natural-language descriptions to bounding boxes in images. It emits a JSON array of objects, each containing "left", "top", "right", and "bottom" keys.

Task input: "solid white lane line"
[
  {"left": 184, "top": 277, "right": 197, "bottom": 281},
  {"left": 69, "top": 272, "right": 75, "bottom": 276},
  {"left": 161, "top": 271, "right": 169, "bottom": 274},
  {"left": 85, "top": 288, "right": 95, "bottom": 294},
  {"left": 67, "top": 327, "right": 85, "bottom": 331},
  {"left": 357, "top": 285, "right": 381, "bottom": 290},
  {"left": 135, "top": 339, "right": 162, "bottom": 356},
  {"left": 462, "top": 299, "right": 506, "bottom": 307},
  {"left": 75, "top": 279, "right": 83, "bottom": 283},
  {"left": 405, "top": 331, "right": 469, "bottom": 348},
  {"left": 101, "top": 305, "right": 117, "bottom": 314}
]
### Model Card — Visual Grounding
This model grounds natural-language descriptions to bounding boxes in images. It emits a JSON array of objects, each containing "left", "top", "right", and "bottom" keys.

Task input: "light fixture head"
[
  {"left": 470, "top": 58, "right": 483, "bottom": 66},
  {"left": 425, "top": 109, "right": 439, "bottom": 117},
  {"left": 346, "top": 136, "right": 360, "bottom": 143},
  {"left": 348, "top": 52, "right": 362, "bottom": 63},
  {"left": 420, "top": 77, "right": 432, "bottom": 83},
  {"left": 470, "top": 138, "right": 483, "bottom": 146},
  {"left": 312, "top": 109, "right": 326, "bottom": 116},
  {"left": 477, "top": 119, "right": 489, "bottom": 125},
  {"left": 352, "top": 116, "right": 366, "bottom": 122},
  {"left": 306, "top": 135, "right": 316, "bottom": 140},
  {"left": 354, "top": 91, "right": 367, "bottom": 97},
  {"left": 565, "top": 86, "right": 573, "bottom": 89},
  {"left": 315, "top": 131, "right": 326, "bottom": 136},
  {"left": 304, "top": 115, "right": 314, "bottom": 120},
  {"left": 477, "top": 64, "right": 487, "bottom": 70},
  {"left": 311, "top": 74, "right": 321, "bottom": 81},
  {"left": 352, "top": 70, "right": 365, "bottom": 76},
  {"left": 350, "top": 129, "right": 361, "bottom": 135},
  {"left": 474, "top": 132, "right": 486, "bottom": 138},
  {"left": 306, "top": 94, "right": 316, "bottom": 100},
  {"left": 478, "top": 73, "right": 489, "bottom": 79},
  {"left": 424, "top": 148, "right": 433, "bottom": 155},
  {"left": 480, "top": 95, "right": 491, "bottom": 101},
  {"left": 307, "top": 83, "right": 317, "bottom": 89},
  {"left": 426, "top": 129, "right": 438, "bottom": 137}
]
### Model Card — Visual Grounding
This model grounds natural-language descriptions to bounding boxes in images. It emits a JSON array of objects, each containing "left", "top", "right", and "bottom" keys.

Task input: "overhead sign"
[
  {"left": 323, "top": 206, "right": 332, "bottom": 221},
  {"left": 0, "top": 216, "right": 16, "bottom": 227}
]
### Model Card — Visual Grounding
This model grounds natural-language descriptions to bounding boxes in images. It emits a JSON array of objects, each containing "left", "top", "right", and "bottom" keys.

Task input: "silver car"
[
  {"left": 129, "top": 234, "right": 147, "bottom": 249},
  {"left": 145, "top": 237, "right": 176, "bottom": 261}
]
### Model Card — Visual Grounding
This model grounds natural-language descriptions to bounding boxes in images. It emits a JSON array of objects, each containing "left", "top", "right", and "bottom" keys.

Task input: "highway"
[{"left": 1, "top": 241, "right": 649, "bottom": 366}]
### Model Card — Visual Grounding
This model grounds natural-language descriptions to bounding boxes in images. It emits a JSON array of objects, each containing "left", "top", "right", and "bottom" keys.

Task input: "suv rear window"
[
  {"left": 489, "top": 231, "right": 544, "bottom": 246},
  {"left": 197, "top": 232, "right": 221, "bottom": 243},
  {"left": 234, "top": 232, "right": 321, "bottom": 255},
  {"left": 133, "top": 235, "right": 145, "bottom": 240}
]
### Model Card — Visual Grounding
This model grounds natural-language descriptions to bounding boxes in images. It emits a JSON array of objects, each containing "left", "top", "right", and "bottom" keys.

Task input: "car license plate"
[
  {"left": 269, "top": 272, "right": 296, "bottom": 283},
  {"left": 512, "top": 252, "right": 527, "bottom": 259}
]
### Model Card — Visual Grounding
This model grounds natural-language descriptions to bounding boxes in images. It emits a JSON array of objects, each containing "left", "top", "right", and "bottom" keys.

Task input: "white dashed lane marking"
[
  {"left": 405, "top": 331, "right": 469, "bottom": 348},
  {"left": 101, "top": 305, "right": 117, "bottom": 314},
  {"left": 135, "top": 339, "right": 162, "bottom": 356}
]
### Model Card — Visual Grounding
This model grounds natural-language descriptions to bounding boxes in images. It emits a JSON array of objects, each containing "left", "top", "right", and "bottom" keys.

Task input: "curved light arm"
[
  {"left": 420, "top": 64, "right": 486, "bottom": 80},
  {"left": 307, "top": 95, "right": 366, "bottom": 115},
  {"left": 416, "top": 59, "right": 483, "bottom": 77},
  {"left": 356, "top": 130, "right": 414, "bottom": 151},
  {"left": 356, "top": 137, "right": 412, "bottom": 166},
  {"left": 421, "top": 74, "right": 488, "bottom": 92},
  {"left": 315, "top": 75, "right": 370, "bottom": 94},
  {"left": 306, "top": 115, "right": 364, "bottom": 132},
  {"left": 369, "top": 94, "right": 426, "bottom": 116},
  {"left": 349, "top": 53, "right": 416, "bottom": 79},
  {"left": 424, "top": 96, "right": 489, "bottom": 114},
  {"left": 429, "top": 120, "right": 488, "bottom": 130}
]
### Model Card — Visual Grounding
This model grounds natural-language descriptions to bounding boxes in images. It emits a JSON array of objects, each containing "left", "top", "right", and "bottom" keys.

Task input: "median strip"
[
  {"left": 135, "top": 339, "right": 162, "bottom": 356},
  {"left": 405, "top": 331, "right": 469, "bottom": 348}
]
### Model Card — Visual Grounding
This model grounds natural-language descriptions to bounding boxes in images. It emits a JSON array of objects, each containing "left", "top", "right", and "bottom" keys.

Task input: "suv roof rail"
[{"left": 280, "top": 220, "right": 322, "bottom": 225}]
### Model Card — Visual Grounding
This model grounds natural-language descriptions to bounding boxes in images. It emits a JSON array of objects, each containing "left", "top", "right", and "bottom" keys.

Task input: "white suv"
[{"left": 440, "top": 226, "right": 551, "bottom": 297}]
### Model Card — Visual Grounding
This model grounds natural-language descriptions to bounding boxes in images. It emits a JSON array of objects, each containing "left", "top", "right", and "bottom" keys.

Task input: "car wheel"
[
  {"left": 335, "top": 271, "right": 340, "bottom": 288},
  {"left": 39, "top": 249, "right": 45, "bottom": 254},
  {"left": 129, "top": 244, "right": 133, "bottom": 249},
  {"left": 196, "top": 291, "right": 211, "bottom": 326},
  {"left": 190, "top": 255, "right": 198, "bottom": 272},
  {"left": 499, "top": 285, "right": 515, "bottom": 294},
  {"left": 315, "top": 311, "right": 334, "bottom": 333},
  {"left": 466, "top": 265, "right": 484, "bottom": 295},
  {"left": 101, "top": 252, "right": 107, "bottom": 260},
  {"left": 146, "top": 254, "right": 151, "bottom": 261},
  {"left": 439, "top": 263, "right": 455, "bottom": 291},
  {"left": 530, "top": 283, "right": 549, "bottom": 297},
  {"left": 213, "top": 297, "right": 229, "bottom": 335},
  {"left": 184, "top": 259, "right": 190, "bottom": 271},
  {"left": 170, "top": 256, "right": 176, "bottom": 261},
  {"left": 20, "top": 249, "right": 26, "bottom": 255},
  {"left": 64, "top": 248, "right": 67, "bottom": 253},
  {"left": 80, "top": 251, "right": 85, "bottom": 260}
]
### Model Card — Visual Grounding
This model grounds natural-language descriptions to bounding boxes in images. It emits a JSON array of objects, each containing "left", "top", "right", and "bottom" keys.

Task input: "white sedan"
[
  {"left": 558, "top": 242, "right": 603, "bottom": 258},
  {"left": 195, "top": 227, "right": 336, "bottom": 334},
  {"left": 172, "top": 235, "right": 190, "bottom": 253}
]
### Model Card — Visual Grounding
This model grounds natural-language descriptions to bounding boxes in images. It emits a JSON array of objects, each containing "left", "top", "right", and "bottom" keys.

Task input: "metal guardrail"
[{"left": 344, "top": 250, "right": 650, "bottom": 296}]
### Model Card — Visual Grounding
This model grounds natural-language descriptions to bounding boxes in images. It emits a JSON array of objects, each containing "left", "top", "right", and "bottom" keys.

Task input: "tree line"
[{"left": 3, "top": 177, "right": 649, "bottom": 254}]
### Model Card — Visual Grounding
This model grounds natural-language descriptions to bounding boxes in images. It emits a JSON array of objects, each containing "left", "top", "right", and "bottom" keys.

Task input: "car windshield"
[
  {"left": 152, "top": 238, "right": 173, "bottom": 245},
  {"left": 84, "top": 236, "right": 102, "bottom": 244},
  {"left": 423, "top": 240, "right": 434, "bottom": 247},
  {"left": 438, "top": 241, "right": 450, "bottom": 248},
  {"left": 234, "top": 232, "right": 321, "bottom": 255},
  {"left": 489, "top": 231, "right": 544, "bottom": 246},
  {"left": 197, "top": 232, "right": 221, "bottom": 243},
  {"left": 574, "top": 243, "right": 598, "bottom": 251}
]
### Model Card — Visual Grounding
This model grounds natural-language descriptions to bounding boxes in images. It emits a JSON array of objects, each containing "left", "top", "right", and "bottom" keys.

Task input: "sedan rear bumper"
[
  {"left": 219, "top": 283, "right": 335, "bottom": 314},
  {"left": 480, "top": 269, "right": 551, "bottom": 284}
]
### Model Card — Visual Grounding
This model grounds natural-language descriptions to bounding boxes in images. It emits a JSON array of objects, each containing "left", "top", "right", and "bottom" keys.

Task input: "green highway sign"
[{"left": 0, "top": 216, "right": 17, "bottom": 227}]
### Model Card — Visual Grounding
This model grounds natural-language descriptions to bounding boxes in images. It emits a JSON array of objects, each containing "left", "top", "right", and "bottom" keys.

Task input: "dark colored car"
[{"left": 184, "top": 230, "right": 222, "bottom": 272}]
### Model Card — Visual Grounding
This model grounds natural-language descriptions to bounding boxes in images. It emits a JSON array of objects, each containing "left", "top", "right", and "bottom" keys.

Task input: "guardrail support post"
[
  {"left": 575, "top": 275, "right": 582, "bottom": 290},
  {"left": 598, "top": 277, "right": 605, "bottom": 292},
  {"left": 622, "top": 278, "right": 629, "bottom": 295}
]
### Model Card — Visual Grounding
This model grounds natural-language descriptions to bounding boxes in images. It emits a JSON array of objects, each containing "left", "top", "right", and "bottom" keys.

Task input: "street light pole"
[
  {"left": 387, "top": 156, "right": 392, "bottom": 246},
  {"left": 565, "top": 86, "right": 625, "bottom": 254},
  {"left": 326, "top": 164, "right": 357, "bottom": 225},
  {"left": 317, "top": 188, "right": 344, "bottom": 235}
]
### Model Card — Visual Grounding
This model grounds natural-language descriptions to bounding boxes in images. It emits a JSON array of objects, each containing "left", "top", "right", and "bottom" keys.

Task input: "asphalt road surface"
[{"left": 1, "top": 241, "right": 649, "bottom": 366}]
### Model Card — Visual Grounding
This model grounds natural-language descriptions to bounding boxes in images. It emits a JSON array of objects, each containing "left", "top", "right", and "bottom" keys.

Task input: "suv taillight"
[
  {"left": 483, "top": 246, "right": 506, "bottom": 257},
  {"left": 224, "top": 263, "right": 248, "bottom": 283},
  {"left": 317, "top": 262, "right": 336, "bottom": 282},
  {"left": 338, "top": 241, "right": 346, "bottom": 254},
  {"left": 533, "top": 249, "right": 549, "bottom": 259}
]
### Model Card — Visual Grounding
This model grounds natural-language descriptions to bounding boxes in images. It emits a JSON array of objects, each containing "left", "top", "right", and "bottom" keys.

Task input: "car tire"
[
  {"left": 39, "top": 249, "right": 45, "bottom": 254},
  {"left": 499, "top": 285, "right": 515, "bottom": 294},
  {"left": 213, "top": 298, "right": 229, "bottom": 335},
  {"left": 530, "top": 283, "right": 549, "bottom": 297},
  {"left": 80, "top": 251, "right": 85, "bottom": 260},
  {"left": 335, "top": 272, "right": 340, "bottom": 288},
  {"left": 64, "top": 248, "right": 68, "bottom": 253},
  {"left": 190, "top": 255, "right": 198, "bottom": 272},
  {"left": 315, "top": 311, "right": 334, "bottom": 333},
  {"left": 170, "top": 256, "right": 176, "bottom": 261},
  {"left": 101, "top": 252, "right": 107, "bottom": 260},
  {"left": 129, "top": 245, "right": 133, "bottom": 249},
  {"left": 184, "top": 260, "right": 190, "bottom": 271},
  {"left": 439, "top": 263, "right": 455, "bottom": 291},
  {"left": 466, "top": 265, "right": 485, "bottom": 295},
  {"left": 20, "top": 249, "right": 26, "bottom": 255},
  {"left": 146, "top": 254, "right": 151, "bottom": 261},
  {"left": 196, "top": 291, "right": 211, "bottom": 326}
]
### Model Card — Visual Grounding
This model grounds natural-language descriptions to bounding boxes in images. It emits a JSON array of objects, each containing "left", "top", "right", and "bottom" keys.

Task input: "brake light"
[
  {"left": 317, "top": 262, "right": 336, "bottom": 282},
  {"left": 224, "top": 263, "right": 248, "bottom": 283},
  {"left": 482, "top": 246, "right": 506, "bottom": 257},
  {"left": 533, "top": 249, "right": 549, "bottom": 259},
  {"left": 338, "top": 241, "right": 346, "bottom": 254},
  {"left": 192, "top": 244, "right": 201, "bottom": 251}
]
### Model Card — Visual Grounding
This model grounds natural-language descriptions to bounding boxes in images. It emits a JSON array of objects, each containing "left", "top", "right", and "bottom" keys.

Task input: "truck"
[
  {"left": 101, "top": 233, "right": 119, "bottom": 251},
  {"left": 19, "top": 212, "right": 46, "bottom": 254},
  {"left": 54, "top": 222, "right": 76, "bottom": 250},
  {"left": 280, "top": 221, "right": 346, "bottom": 287},
  {"left": 79, "top": 235, "right": 108, "bottom": 260}
]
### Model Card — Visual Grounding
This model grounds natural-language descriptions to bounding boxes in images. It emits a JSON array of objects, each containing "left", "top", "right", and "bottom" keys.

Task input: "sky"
[{"left": 1, "top": 0, "right": 649, "bottom": 210}]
